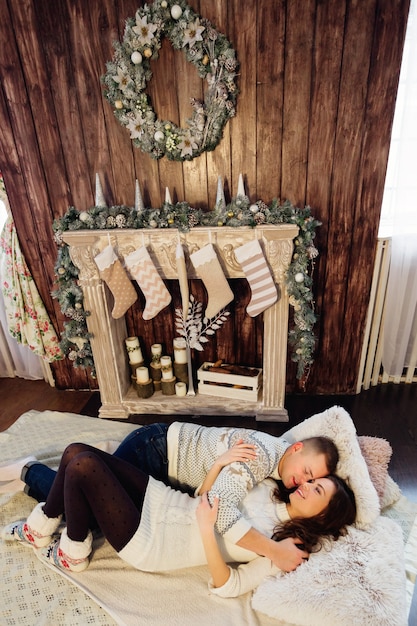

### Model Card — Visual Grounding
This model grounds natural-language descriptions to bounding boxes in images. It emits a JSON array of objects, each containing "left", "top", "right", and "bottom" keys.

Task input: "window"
[{"left": 379, "top": 0, "right": 417, "bottom": 238}]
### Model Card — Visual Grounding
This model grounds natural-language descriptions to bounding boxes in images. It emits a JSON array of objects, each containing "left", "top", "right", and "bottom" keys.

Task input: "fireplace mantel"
[{"left": 63, "top": 224, "right": 298, "bottom": 421}]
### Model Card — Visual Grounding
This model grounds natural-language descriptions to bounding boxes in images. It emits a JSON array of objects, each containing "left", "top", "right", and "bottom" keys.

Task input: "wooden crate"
[{"left": 197, "top": 362, "right": 262, "bottom": 402}]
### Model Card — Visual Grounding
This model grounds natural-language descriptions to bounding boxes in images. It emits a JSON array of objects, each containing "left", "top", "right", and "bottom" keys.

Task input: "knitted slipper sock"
[
  {"left": 40, "top": 527, "right": 92, "bottom": 573},
  {"left": 1, "top": 502, "right": 62, "bottom": 548}
]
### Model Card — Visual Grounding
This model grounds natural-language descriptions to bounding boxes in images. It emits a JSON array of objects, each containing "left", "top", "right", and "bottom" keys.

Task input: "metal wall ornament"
[{"left": 102, "top": 0, "right": 239, "bottom": 161}]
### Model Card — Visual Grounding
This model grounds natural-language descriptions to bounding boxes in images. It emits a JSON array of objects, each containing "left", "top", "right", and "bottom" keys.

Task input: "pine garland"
[{"left": 52, "top": 197, "right": 320, "bottom": 380}]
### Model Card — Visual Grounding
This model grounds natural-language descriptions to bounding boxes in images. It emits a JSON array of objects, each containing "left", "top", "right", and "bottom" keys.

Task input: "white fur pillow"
[
  {"left": 282, "top": 405, "right": 380, "bottom": 529},
  {"left": 252, "top": 516, "right": 407, "bottom": 626}
]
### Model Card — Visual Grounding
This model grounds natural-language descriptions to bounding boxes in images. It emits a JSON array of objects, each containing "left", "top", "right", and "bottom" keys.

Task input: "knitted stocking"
[
  {"left": 190, "top": 244, "right": 234, "bottom": 319},
  {"left": 94, "top": 245, "right": 138, "bottom": 319},
  {"left": 125, "top": 247, "right": 171, "bottom": 320},
  {"left": 1, "top": 501, "right": 62, "bottom": 548},
  {"left": 234, "top": 239, "right": 278, "bottom": 317},
  {"left": 26, "top": 502, "right": 62, "bottom": 537}
]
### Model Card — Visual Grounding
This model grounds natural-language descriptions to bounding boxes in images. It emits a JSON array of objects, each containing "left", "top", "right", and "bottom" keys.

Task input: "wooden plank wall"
[{"left": 0, "top": 0, "right": 410, "bottom": 393}]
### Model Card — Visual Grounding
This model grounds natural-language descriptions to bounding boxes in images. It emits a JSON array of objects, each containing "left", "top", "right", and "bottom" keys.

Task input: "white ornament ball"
[
  {"left": 249, "top": 204, "right": 259, "bottom": 213},
  {"left": 161, "top": 0, "right": 168, "bottom": 7},
  {"left": 294, "top": 272, "right": 305, "bottom": 283},
  {"left": 131, "top": 51, "right": 142, "bottom": 65},
  {"left": 154, "top": 130, "right": 165, "bottom": 142},
  {"left": 171, "top": 4, "right": 182, "bottom": 19},
  {"left": 79, "top": 211, "right": 89, "bottom": 222}
]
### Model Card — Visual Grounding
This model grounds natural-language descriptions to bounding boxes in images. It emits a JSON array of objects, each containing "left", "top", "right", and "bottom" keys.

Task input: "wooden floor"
[
  {"left": 0, "top": 377, "right": 98, "bottom": 431},
  {"left": 1, "top": 376, "right": 416, "bottom": 623}
]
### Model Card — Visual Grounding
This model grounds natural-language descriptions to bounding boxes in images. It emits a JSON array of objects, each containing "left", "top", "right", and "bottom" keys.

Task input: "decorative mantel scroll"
[{"left": 63, "top": 225, "right": 298, "bottom": 421}]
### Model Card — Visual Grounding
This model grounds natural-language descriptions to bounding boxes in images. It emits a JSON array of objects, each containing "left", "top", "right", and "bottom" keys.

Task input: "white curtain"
[
  {"left": 0, "top": 195, "right": 46, "bottom": 380},
  {"left": 380, "top": 0, "right": 417, "bottom": 377}
]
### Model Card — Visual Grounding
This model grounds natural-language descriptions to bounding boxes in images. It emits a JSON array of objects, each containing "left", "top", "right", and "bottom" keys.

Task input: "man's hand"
[
  {"left": 267, "top": 537, "right": 308, "bottom": 572},
  {"left": 237, "top": 527, "right": 308, "bottom": 572}
]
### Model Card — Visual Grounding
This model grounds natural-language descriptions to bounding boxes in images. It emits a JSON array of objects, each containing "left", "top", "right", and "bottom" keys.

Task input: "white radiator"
[{"left": 357, "top": 237, "right": 417, "bottom": 391}]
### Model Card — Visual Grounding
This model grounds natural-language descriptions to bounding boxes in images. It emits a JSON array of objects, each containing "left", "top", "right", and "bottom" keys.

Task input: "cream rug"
[{"left": 0, "top": 409, "right": 415, "bottom": 626}]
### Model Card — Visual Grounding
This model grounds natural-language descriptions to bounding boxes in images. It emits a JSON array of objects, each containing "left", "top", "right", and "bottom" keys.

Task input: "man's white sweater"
[{"left": 167, "top": 421, "right": 290, "bottom": 544}]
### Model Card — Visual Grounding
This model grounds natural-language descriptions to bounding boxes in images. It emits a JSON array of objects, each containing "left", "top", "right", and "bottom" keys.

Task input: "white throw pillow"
[{"left": 282, "top": 405, "right": 380, "bottom": 529}]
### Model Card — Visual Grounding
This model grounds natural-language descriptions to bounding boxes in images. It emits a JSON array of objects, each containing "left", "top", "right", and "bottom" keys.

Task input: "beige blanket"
[{"left": 1, "top": 410, "right": 415, "bottom": 626}]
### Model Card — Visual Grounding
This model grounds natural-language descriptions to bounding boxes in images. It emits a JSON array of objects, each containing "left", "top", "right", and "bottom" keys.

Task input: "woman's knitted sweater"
[
  {"left": 118, "top": 477, "right": 289, "bottom": 573},
  {"left": 166, "top": 422, "right": 290, "bottom": 543}
]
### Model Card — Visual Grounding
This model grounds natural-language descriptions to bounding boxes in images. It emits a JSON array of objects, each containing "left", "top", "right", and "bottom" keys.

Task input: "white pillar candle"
[
  {"left": 151, "top": 343, "right": 162, "bottom": 362},
  {"left": 173, "top": 337, "right": 187, "bottom": 364},
  {"left": 136, "top": 366, "right": 149, "bottom": 383},
  {"left": 161, "top": 355, "right": 173, "bottom": 380},
  {"left": 125, "top": 336, "right": 143, "bottom": 364},
  {"left": 175, "top": 382, "right": 187, "bottom": 397}
]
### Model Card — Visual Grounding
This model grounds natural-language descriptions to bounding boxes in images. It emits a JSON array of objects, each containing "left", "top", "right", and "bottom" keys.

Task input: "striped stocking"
[
  {"left": 125, "top": 246, "right": 171, "bottom": 320},
  {"left": 234, "top": 239, "right": 278, "bottom": 317}
]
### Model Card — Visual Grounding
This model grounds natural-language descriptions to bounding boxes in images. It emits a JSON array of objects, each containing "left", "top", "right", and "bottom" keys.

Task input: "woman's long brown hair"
[{"left": 271, "top": 475, "right": 357, "bottom": 553}]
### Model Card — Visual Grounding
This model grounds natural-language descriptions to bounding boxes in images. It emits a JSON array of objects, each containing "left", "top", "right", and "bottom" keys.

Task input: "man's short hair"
[{"left": 302, "top": 436, "right": 339, "bottom": 474}]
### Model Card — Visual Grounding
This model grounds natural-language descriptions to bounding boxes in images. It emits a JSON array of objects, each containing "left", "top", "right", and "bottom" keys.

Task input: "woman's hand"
[
  {"left": 196, "top": 492, "right": 231, "bottom": 588},
  {"left": 196, "top": 491, "right": 219, "bottom": 533},
  {"left": 216, "top": 439, "right": 257, "bottom": 469}
]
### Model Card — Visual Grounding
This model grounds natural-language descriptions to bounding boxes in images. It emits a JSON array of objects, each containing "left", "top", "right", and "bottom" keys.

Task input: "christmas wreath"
[{"left": 102, "top": 0, "right": 238, "bottom": 161}]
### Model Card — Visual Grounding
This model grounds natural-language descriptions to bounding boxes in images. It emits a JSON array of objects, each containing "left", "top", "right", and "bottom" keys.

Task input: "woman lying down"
[{"left": 1, "top": 440, "right": 356, "bottom": 596}]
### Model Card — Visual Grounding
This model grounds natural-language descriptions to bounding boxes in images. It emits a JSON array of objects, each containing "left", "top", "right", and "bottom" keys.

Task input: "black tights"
[{"left": 42, "top": 443, "right": 149, "bottom": 552}]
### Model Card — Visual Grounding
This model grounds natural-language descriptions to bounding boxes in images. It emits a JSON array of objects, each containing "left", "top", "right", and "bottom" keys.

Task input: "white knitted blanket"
[{"left": 0, "top": 410, "right": 415, "bottom": 626}]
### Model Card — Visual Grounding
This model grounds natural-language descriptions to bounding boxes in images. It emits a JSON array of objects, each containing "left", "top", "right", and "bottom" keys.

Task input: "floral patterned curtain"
[{"left": 0, "top": 215, "right": 63, "bottom": 362}]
